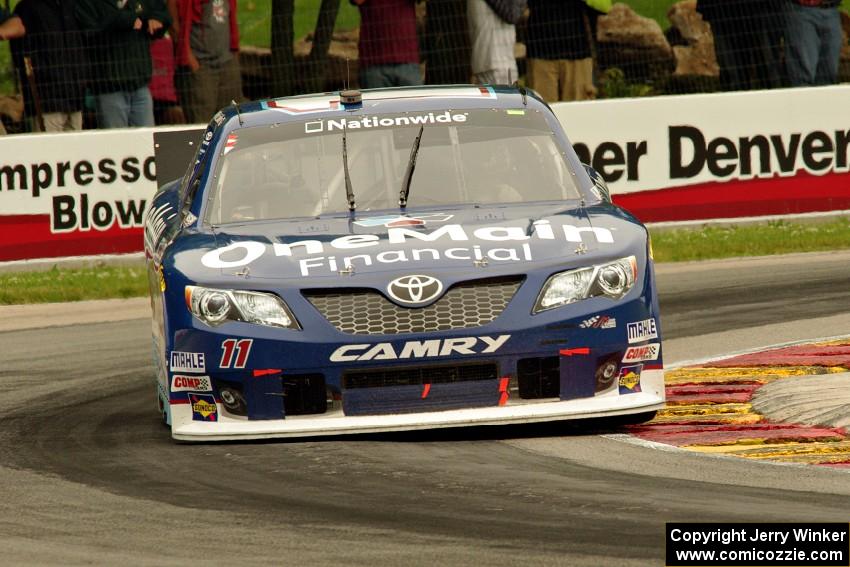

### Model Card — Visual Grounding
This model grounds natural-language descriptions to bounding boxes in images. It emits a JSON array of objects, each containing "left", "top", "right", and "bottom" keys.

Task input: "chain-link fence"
[{"left": 1, "top": 0, "right": 848, "bottom": 134}]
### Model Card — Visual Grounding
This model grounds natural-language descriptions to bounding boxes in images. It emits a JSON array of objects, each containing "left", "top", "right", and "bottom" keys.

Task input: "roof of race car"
[{"left": 214, "top": 85, "right": 548, "bottom": 130}]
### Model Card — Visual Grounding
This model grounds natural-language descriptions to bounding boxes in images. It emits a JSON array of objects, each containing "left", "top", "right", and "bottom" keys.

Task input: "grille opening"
[
  {"left": 344, "top": 363, "right": 498, "bottom": 390},
  {"left": 216, "top": 380, "right": 248, "bottom": 416},
  {"left": 303, "top": 276, "right": 523, "bottom": 335},
  {"left": 282, "top": 373, "right": 327, "bottom": 416},
  {"left": 517, "top": 356, "right": 560, "bottom": 399}
]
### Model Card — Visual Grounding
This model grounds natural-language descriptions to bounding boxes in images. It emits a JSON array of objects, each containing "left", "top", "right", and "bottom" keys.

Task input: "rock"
[
  {"left": 597, "top": 3, "right": 674, "bottom": 83},
  {"left": 667, "top": 0, "right": 718, "bottom": 77},
  {"left": 0, "top": 95, "right": 23, "bottom": 121},
  {"left": 0, "top": 95, "right": 24, "bottom": 134}
]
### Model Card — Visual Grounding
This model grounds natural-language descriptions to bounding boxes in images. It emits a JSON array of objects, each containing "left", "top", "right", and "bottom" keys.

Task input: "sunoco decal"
[
  {"left": 627, "top": 318, "right": 657, "bottom": 344},
  {"left": 201, "top": 222, "right": 615, "bottom": 276},
  {"left": 189, "top": 393, "right": 218, "bottom": 422},
  {"left": 330, "top": 335, "right": 510, "bottom": 362},
  {"left": 618, "top": 364, "right": 642, "bottom": 394},
  {"left": 622, "top": 343, "right": 660, "bottom": 363}
]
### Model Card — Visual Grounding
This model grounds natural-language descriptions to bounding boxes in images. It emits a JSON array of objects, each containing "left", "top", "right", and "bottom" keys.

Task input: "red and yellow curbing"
[{"left": 628, "top": 343, "right": 850, "bottom": 467}]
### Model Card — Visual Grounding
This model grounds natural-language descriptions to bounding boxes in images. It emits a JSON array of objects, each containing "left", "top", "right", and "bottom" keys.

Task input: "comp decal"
[
  {"left": 330, "top": 335, "right": 510, "bottom": 362},
  {"left": 622, "top": 343, "right": 661, "bottom": 363},
  {"left": 189, "top": 393, "right": 218, "bottom": 422},
  {"left": 171, "top": 375, "right": 213, "bottom": 392},
  {"left": 170, "top": 351, "right": 206, "bottom": 373},
  {"left": 627, "top": 318, "right": 658, "bottom": 344},
  {"left": 618, "top": 364, "right": 642, "bottom": 394}
]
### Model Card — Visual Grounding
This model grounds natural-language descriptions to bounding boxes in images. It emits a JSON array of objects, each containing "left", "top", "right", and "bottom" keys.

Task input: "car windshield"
[{"left": 205, "top": 108, "right": 582, "bottom": 225}]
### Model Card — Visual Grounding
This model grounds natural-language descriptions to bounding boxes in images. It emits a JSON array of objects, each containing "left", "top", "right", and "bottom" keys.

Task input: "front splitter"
[{"left": 171, "top": 370, "right": 665, "bottom": 441}]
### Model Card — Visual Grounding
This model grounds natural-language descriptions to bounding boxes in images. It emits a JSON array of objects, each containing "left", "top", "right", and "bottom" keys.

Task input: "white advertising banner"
[
  {"left": 1, "top": 86, "right": 849, "bottom": 262},
  {"left": 0, "top": 127, "right": 159, "bottom": 261},
  {"left": 552, "top": 85, "right": 850, "bottom": 222}
]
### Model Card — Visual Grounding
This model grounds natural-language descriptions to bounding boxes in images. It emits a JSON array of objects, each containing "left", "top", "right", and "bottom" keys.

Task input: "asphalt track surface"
[{"left": 1, "top": 251, "right": 849, "bottom": 565}]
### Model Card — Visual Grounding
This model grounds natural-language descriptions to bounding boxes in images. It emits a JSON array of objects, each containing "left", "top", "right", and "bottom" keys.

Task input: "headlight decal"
[
  {"left": 533, "top": 256, "right": 637, "bottom": 314},
  {"left": 186, "top": 285, "right": 300, "bottom": 329}
]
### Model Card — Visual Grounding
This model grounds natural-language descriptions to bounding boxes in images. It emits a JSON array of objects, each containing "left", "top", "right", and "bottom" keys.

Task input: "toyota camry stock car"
[{"left": 144, "top": 85, "right": 664, "bottom": 441}]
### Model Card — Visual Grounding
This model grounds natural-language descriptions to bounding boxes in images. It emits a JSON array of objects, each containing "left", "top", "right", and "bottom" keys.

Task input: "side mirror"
[{"left": 582, "top": 164, "right": 612, "bottom": 204}]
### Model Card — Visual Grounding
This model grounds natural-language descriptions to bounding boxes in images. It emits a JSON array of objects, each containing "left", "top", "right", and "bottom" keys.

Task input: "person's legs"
[
  {"left": 391, "top": 63, "right": 423, "bottom": 86},
  {"left": 176, "top": 65, "right": 218, "bottom": 123},
  {"left": 784, "top": 3, "right": 820, "bottom": 86},
  {"left": 814, "top": 8, "right": 842, "bottom": 85},
  {"left": 217, "top": 57, "right": 244, "bottom": 110},
  {"left": 710, "top": 19, "right": 749, "bottom": 90},
  {"left": 471, "top": 67, "right": 515, "bottom": 85},
  {"left": 127, "top": 86, "right": 155, "bottom": 127},
  {"left": 40, "top": 113, "right": 65, "bottom": 132},
  {"left": 526, "top": 58, "right": 558, "bottom": 102},
  {"left": 561, "top": 58, "right": 596, "bottom": 101},
  {"left": 68, "top": 111, "right": 83, "bottom": 131},
  {"left": 96, "top": 91, "right": 131, "bottom": 128},
  {"left": 755, "top": 0, "right": 786, "bottom": 88},
  {"left": 360, "top": 65, "right": 391, "bottom": 89}
]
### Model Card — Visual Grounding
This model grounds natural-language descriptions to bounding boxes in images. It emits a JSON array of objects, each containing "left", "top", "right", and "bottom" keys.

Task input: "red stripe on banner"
[
  {"left": 613, "top": 170, "right": 850, "bottom": 222},
  {"left": 421, "top": 383, "right": 431, "bottom": 399},
  {"left": 0, "top": 214, "right": 144, "bottom": 262}
]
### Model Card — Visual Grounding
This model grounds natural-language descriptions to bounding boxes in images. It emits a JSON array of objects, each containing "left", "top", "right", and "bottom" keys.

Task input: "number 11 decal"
[{"left": 220, "top": 338, "right": 253, "bottom": 369}]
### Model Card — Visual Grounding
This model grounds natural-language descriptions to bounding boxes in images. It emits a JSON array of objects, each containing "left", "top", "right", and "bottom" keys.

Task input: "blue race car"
[{"left": 144, "top": 85, "right": 664, "bottom": 441}]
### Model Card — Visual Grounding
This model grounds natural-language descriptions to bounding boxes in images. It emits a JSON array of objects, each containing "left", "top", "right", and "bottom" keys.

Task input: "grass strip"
[
  {"left": 0, "top": 264, "right": 148, "bottom": 305},
  {"left": 0, "top": 218, "right": 849, "bottom": 305},
  {"left": 651, "top": 218, "right": 850, "bottom": 262}
]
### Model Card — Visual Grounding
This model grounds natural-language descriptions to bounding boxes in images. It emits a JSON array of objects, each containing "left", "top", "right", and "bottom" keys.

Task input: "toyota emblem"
[{"left": 386, "top": 275, "right": 444, "bottom": 306}]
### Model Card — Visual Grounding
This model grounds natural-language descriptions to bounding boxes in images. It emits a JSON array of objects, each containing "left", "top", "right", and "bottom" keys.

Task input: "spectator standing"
[
  {"left": 784, "top": 0, "right": 842, "bottom": 86},
  {"left": 467, "top": 0, "right": 525, "bottom": 85},
  {"left": 352, "top": 0, "right": 422, "bottom": 89},
  {"left": 0, "top": 9, "right": 25, "bottom": 135},
  {"left": 169, "top": 0, "right": 241, "bottom": 124},
  {"left": 150, "top": 35, "right": 186, "bottom": 124},
  {"left": 75, "top": 0, "right": 171, "bottom": 128},
  {"left": 697, "top": 0, "right": 784, "bottom": 91},
  {"left": 7, "top": 0, "right": 88, "bottom": 132},
  {"left": 526, "top": 0, "right": 600, "bottom": 102}
]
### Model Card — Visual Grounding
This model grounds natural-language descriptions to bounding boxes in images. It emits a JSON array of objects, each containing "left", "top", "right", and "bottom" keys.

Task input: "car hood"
[{"left": 184, "top": 204, "right": 645, "bottom": 284}]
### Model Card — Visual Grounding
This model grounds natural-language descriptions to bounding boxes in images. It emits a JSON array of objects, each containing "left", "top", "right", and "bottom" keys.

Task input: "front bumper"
[
  {"left": 164, "top": 243, "right": 665, "bottom": 441},
  {"left": 171, "top": 368, "right": 664, "bottom": 440}
]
